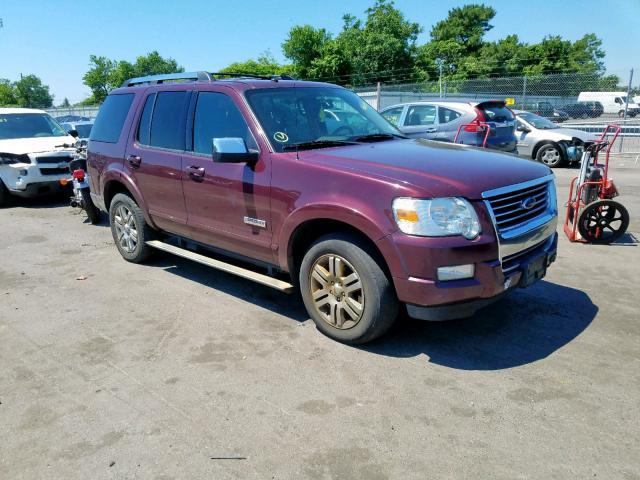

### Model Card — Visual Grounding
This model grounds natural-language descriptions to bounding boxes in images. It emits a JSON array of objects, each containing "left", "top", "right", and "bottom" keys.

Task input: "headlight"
[{"left": 392, "top": 197, "right": 481, "bottom": 239}]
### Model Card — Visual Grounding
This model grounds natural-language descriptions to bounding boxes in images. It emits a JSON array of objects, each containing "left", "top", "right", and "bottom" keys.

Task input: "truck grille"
[
  {"left": 485, "top": 181, "right": 550, "bottom": 233},
  {"left": 35, "top": 155, "right": 74, "bottom": 164}
]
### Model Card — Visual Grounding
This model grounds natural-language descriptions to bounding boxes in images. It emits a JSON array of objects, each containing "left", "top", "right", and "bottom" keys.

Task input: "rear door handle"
[
  {"left": 186, "top": 165, "right": 205, "bottom": 181},
  {"left": 424, "top": 127, "right": 437, "bottom": 133},
  {"left": 127, "top": 155, "right": 141, "bottom": 168}
]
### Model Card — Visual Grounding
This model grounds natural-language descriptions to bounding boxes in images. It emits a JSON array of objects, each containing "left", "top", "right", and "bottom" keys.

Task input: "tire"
[
  {"left": 298, "top": 232, "right": 399, "bottom": 344},
  {"left": 81, "top": 188, "right": 102, "bottom": 224},
  {"left": 108, "top": 193, "right": 155, "bottom": 263},
  {"left": 577, "top": 200, "right": 629, "bottom": 244},
  {"left": 618, "top": 110, "right": 625, "bottom": 118},
  {"left": 536, "top": 143, "right": 565, "bottom": 168},
  {"left": 0, "top": 180, "right": 8, "bottom": 208}
]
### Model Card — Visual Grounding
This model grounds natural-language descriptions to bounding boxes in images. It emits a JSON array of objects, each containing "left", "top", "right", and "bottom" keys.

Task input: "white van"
[
  {"left": 0, "top": 108, "right": 77, "bottom": 206},
  {"left": 577, "top": 92, "right": 639, "bottom": 117}
]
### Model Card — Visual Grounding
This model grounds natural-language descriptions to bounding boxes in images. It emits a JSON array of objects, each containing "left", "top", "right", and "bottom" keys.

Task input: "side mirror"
[
  {"left": 516, "top": 124, "right": 529, "bottom": 132},
  {"left": 212, "top": 138, "right": 259, "bottom": 164},
  {"left": 68, "top": 129, "right": 79, "bottom": 138}
]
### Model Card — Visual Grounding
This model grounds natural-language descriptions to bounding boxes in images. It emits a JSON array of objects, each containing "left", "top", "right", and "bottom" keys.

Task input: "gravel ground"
[{"left": 1, "top": 161, "right": 639, "bottom": 480}]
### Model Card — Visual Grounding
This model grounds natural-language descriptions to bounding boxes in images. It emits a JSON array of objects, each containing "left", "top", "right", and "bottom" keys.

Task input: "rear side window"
[
  {"left": 192, "top": 92, "right": 256, "bottom": 155},
  {"left": 404, "top": 105, "right": 436, "bottom": 126},
  {"left": 479, "top": 105, "right": 514, "bottom": 122},
  {"left": 438, "top": 107, "right": 462, "bottom": 124},
  {"left": 90, "top": 93, "right": 134, "bottom": 143},
  {"left": 150, "top": 91, "right": 187, "bottom": 150},
  {"left": 137, "top": 93, "right": 156, "bottom": 145}
]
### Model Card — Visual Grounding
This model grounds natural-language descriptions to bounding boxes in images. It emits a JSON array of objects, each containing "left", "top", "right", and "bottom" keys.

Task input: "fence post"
[
  {"left": 444, "top": 80, "right": 448, "bottom": 98},
  {"left": 619, "top": 68, "right": 634, "bottom": 153},
  {"left": 521, "top": 76, "right": 527, "bottom": 109},
  {"left": 375, "top": 81, "right": 381, "bottom": 111}
]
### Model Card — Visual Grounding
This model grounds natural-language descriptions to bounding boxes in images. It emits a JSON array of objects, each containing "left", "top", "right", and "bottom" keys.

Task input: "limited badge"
[{"left": 274, "top": 131, "right": 289, "bottom": 143}]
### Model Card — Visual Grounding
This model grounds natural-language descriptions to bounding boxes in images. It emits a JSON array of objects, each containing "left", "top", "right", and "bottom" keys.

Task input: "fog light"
[
  {"left": 19, "top": 169, "right": 28, "bottom": 176},
  {"left": 437, "top": 264, "right": 475, "bottom": 281}
]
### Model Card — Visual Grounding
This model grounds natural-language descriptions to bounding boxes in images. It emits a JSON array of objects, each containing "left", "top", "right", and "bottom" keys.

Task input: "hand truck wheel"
[{"left": 577, "top": 199, "right": 629, "bottom": 244}]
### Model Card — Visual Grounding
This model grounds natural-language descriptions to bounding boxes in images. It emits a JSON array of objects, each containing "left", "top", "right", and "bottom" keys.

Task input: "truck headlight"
[{"left": 392, "top": 197, "right": 481, "bottom": 239}]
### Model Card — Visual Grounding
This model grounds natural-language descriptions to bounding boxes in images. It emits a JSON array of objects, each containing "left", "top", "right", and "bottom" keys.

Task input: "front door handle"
[
  {"left": 127, "top": 155, "right": 141, "bottom": 168},
  {"left": 186, "top": 165, "right": 205, "bottom": 181},
  {"left": 424, "top": 127, "right": 437, "bottom": 133}
]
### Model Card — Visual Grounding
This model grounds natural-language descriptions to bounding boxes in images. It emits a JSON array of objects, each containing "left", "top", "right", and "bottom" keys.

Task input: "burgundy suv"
[{"left": 87, "top": 72, "right": 558, "bottom": 344}]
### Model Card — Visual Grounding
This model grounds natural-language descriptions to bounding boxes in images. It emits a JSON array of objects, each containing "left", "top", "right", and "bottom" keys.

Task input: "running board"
[{"left": 146, "top": 240, "right": 294, "bottom": 293}]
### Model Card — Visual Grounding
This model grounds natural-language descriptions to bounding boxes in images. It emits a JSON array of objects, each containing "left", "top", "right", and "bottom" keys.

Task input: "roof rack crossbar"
[
  {"left": 121, "top": 71, "right": 295, "bottom": 88},
  {"left": 121, "top": 71, "right": 213, "bottom": 87}
]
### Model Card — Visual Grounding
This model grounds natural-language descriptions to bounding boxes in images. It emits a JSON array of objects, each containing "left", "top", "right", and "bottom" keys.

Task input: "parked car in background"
[
  {"left": 562, "top": 101, "right": 603, "bottom": 119},
  {"left": 577, "top": 92, "right": 639, "bottom": 117},
  {"left": 380, "top": 100, "right": 517, "bottom": 152},
  {"left": 87, "top": 72, "right": 558, "bottom": 344},
  {"left": 60, "top": 120, "right": 93, "bottom": 140},
  {"left": 521, "top": 101, "right": 569, "bottom": 123},
  {"left": 0, "top": 108, "right": 77, "bottom": 205},
  {"left": 514, "top": 110, "right": 598, "bottom": 167},
  {"left": 55, "top": 115, "right": 91, "bottom": 123}
]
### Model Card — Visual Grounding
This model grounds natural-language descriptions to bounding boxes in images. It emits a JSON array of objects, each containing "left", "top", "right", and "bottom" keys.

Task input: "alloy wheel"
[
  {"left": 113, "top": 204, "right": 138, "bottom": 253},
  {"left": 309, "top": 254, "right": 364, "bottom": 330},
  {"left": 540, "top": 147, "right": 560, "bottom": 165}
]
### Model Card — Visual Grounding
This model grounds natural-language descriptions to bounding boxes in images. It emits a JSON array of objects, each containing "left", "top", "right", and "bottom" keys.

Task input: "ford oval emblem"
[{"left": 521, "top": 197, "right": 537, "bottom": 210}]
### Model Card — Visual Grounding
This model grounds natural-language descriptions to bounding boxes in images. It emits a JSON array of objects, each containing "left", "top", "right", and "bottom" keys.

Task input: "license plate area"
[{"left": 518, "top": 253, "right": 547, "bottom": 288}]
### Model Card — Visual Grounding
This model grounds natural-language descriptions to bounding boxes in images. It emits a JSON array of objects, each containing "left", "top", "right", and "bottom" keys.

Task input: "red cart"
[{"left": 564, "top": 124, "right": 629, "bottom": 244}]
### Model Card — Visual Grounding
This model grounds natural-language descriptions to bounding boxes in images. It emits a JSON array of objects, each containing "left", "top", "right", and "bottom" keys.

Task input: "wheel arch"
[
  {"left": 103, "top": 177, "right": 156, "bottom": 227},
  {"left": 532, "top": 140, "right": 565, "bottom": 160}
]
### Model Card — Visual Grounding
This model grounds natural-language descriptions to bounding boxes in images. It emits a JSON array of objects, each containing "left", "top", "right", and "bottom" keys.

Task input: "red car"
[{"left": 87, "top": 72, "right": 558, "bottom": 344}]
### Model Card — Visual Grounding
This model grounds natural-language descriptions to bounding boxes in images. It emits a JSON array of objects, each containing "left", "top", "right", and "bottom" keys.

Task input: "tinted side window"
[
  {"left": 150, "top": 91, "right": 187, "bottom": 150},
  {"left": 404, "top": 105, "right": 436, "bottom": 126},
  {"left": 438, "top": 107, "right": 462, "bottom": 124},
  {"left": 90, "top": 93, "right": 134, "bottom": 143},
  {"left": 137, "top": 93, "right": 156, "bottom": 145},
  {"left": 192, "top": 92, "right": 256, "bottom": 155},
  {"left": 381, "top": 107, "right": 403, "bottom": 126}
]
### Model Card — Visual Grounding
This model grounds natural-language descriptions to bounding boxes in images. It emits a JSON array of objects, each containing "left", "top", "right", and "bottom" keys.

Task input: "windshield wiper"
[
  {"left": 351, "top": 133, "right": 407, "bottom": 142},
  {"left": 282, "top": 140, "right": 358, "bottom": 151}
]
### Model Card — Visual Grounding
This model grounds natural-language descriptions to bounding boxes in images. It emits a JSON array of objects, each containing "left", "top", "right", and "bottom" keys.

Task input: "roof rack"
[{"left": 121, "top": 71, "right": 294, "bottom": 87}]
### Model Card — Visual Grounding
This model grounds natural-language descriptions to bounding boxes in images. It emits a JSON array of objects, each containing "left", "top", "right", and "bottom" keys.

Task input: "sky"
[{"left": 0, "top": 0, "right": 638, "bottom": 104}]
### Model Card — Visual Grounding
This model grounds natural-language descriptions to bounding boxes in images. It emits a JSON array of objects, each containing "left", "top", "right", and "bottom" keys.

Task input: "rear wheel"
[
  {"left": 299, "top": 233, "right": 398, "bottom": 344},
  {"left": 109, "top": 193, "right": 155, "bottom": 263},
  {"left": 578, "top": 200, "right": 629, "bottom": 244},
  {"left": 536, "top": 144, "right": 565, "bottom": 168}
]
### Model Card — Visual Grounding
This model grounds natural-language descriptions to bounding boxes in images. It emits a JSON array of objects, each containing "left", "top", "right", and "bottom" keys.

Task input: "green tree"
[
  {"left": 430, "top": 4, "right": 495, "bottom": 52},
  {"left": 60, "top": 97, "right": 71, "bottom": 108},
  {"left": 0, "top": 78, "right": 17, "bottom": 106},
  {"left": 83, "top": 51, "right": 183, "bottom": 103},
  {"left": 282, "top": 25, "right": 331, "bottom": 79},
  {"left": 218, "top": 51, "right": 293, "bottom": 77},
  {"left": 14, "top": 75, "right": 53, "bottom": 108}
]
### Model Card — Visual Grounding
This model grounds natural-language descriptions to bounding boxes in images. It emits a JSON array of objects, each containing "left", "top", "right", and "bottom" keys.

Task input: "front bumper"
[
  {"left": 404, "top": 233, "right": 557, "bottom": 321},
  {"left": 9, "top": 181, "right": 70, "bottom": 198}
]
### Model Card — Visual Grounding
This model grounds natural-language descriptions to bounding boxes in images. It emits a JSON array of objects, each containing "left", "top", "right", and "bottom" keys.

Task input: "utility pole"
[
  {"left": 619, "top": 68, "right": 634, "bottom": 153},
  {"left": 436, "top": 58, "right": 444, "bottom": 98}
]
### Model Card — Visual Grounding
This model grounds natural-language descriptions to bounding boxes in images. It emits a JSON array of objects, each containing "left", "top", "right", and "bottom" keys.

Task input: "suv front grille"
[
  {"left": 39, "top": 167, "right": 69, "bottom": 175},
  {"left": 485, "top": 181, "right": 549, "bottom": 233}
]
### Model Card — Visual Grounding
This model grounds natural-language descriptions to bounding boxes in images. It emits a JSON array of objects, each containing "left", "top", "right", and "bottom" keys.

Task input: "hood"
[
  {"left": 0, "top": 135, "right": 76, "bottom": 155},
  {"left": 539, "top": 128, "right": 599, "bottom": 142},
  {"left": 302, "top": 139, "right": 551, "bottom": 200}
]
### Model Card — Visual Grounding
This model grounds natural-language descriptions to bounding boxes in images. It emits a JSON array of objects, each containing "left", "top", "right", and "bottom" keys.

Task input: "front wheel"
[
  {"left": 109, "top": 193, "right": 155, "bottom": 263},
  {"left": 536, "top": 144, "right": 565, "bottom": 168},
  {"left": 81, "top": 188, "right": 102, "bottom": 224},
  {"left": 299, "top": 233, "right": 399, "bottom": 344}
]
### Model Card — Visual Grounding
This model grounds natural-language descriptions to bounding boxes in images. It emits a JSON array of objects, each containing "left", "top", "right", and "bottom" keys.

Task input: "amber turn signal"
[{"left": 395, "top": 209, "right": 419, "bottom": 223}]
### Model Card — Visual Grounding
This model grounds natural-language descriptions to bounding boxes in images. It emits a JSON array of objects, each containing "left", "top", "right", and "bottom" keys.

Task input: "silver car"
[
  {"left": 380, "top": 100, "right": 517, "bottom": 152},
  {"left": 515, "top": 110, "right": 597, "bottom": 168}
]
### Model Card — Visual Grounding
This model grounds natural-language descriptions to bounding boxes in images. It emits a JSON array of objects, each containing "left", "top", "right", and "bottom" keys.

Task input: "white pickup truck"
[{"left": 0, "top": 108, "right": 78, "bottom": 206}]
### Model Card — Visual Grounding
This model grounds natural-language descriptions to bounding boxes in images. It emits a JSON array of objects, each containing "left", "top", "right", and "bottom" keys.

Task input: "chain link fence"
[
  {"left": 45, "top": 105, "right": 100, "bottom": 121},
  {"left": 355, "top": 71, "right": 640, "bottom": 155}
]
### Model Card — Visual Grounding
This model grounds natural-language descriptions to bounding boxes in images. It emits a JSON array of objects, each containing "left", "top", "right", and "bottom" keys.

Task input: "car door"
[
  {"left": 124, "top": 89, "right": 189, "bottom": 235},
  {"left": 515, "top": 118, "right": 533, "bottom": 157},
  {"left": 401, "top": 104, "right": 439, "bottom": 139},
  {"left": 181, "top": 89, "right": 273, "bottom": 264}
]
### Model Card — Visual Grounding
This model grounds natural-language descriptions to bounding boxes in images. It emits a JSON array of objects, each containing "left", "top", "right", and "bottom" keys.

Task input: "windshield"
[
  {"left": 75, "top": 124, "right": 93, "bottom": 138},
  {"left": 245, "top": 87, "right": 401, "bottom": 152},
  {"left": 0, "top": 113, "right": 68, "bottom": 140},
  {"left": 518, "top": 112, "right": 557, "bottom": 130}
]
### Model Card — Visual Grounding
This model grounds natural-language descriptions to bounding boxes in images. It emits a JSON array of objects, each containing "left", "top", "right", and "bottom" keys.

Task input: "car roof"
[
  {"left": 382, "top": 101, "right": 474, "bottom": 111},
  {"left": 110, "top": 78, "right": 340, "bottom": 96},
  {"left": 0, "top": 107, "right": 48, "bottom": 114}
]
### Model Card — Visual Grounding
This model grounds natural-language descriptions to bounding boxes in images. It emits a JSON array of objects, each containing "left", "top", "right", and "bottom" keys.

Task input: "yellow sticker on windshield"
[{"left": 274, "top": 131, "right": 289, "bottom": 143}]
